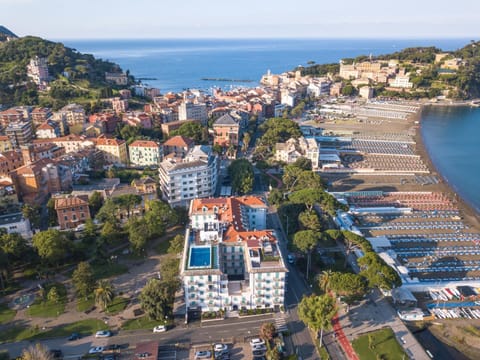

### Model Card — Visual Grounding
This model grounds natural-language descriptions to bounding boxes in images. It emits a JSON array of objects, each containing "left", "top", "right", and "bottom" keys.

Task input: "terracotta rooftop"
[
  {"left": 95, "top": 136, "right": 125, "bottom": 146},
  {"left": 129, "top": 140, "right": 159, "bottom": 148},
  {"left": 163, "top": 135, "right": 194, "bottom": 148},
  {"left": 54, "top": 195, "right": 89, "bottom": 209},
  {"left": 37, "top": 122, "right": 54, "bottom": 130}
]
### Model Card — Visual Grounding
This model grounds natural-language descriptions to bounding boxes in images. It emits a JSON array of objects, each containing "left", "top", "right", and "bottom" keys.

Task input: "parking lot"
[{"left": 189, "top": 341, "right": 265, "bottom": 360}]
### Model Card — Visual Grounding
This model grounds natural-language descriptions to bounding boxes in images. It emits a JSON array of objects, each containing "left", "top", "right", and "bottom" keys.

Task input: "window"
[
  {"left": 64, "top": 216, "right": 68, "bottom": 220},
  {"left": 81, "top": 213, "right": 85, "bottom": 218}
]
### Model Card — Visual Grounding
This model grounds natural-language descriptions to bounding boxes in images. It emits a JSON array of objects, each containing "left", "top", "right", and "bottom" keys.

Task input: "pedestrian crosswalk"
[{"left": 274, "top": 316, "right": 289, "bottom": 332}]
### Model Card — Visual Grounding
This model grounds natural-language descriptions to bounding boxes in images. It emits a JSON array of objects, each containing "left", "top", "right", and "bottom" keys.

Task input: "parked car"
[
  {"left": 252, "top": 344, "right": 267, "bottom": 351},
  {"left": 136, "top": 353, "right": 151, "bottom": 358},
  {"left": 249, "top": 338, "right": 266, "bottom": 347},
  {"left": 88, "top": 346, "right": 105, "bottom": 354},
  {"left": 67, "top": 332, "right": 81, "bottom": 341},
  {"left": 95, "top": 330, "right": 112, "bottom": 338},
  {"left": 153, "top": 325, "right": 167, "bottom": 333},
  {"left": 195, "top": 351, "right": 212, "bottom": 359},
  {"left": 252, "top": 350, "right": 266, "bottom": 357},
  {"left": 103, "top": 344, "right": 121, "bottom": 353},
  {"left": 287, "top": 254, "right": 295, "bottom": 264},
  {"left": 48, "top": 349, "right": 63, "bottom": 359},
  {"left": 214, "top": 344, "right": 228, "bottom": 352}
]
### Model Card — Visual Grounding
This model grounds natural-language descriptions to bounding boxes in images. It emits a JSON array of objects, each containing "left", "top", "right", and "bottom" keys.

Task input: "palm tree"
[
  {"left": 21, "top": 343, "right": 53, "bottom": 360},
  {"left": 259, "top": 322, "right": 276, "bottom": 342},
  {"left": 318, "top": 270, "right": 333, "bottom": 293},
  {"left": 94, "top": 280, "right": 115, "bottom": 311}
]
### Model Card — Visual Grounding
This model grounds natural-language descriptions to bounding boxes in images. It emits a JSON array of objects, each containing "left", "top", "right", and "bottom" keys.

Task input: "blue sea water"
[
  {"left": 421, "top": 106, "right": 480, "bottom": 213},
  {"left": 62, "top": 38, "right": 469, "bottom": 93}
]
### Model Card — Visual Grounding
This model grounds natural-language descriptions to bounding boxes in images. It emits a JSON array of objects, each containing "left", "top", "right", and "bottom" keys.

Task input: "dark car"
[
  {"left": 68, "top": 332, "right": 81, "bottom": 341},
  {"left": 103, "top": 344, "right": 121, "bottom": 354},
  {"left": 49, "top": 349, "right": 63, "bottom": 359},
  {"left": 252, "top": 350, "right": 266, "bottom": 357}
]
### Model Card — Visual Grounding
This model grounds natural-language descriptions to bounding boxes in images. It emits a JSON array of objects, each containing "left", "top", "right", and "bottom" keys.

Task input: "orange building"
[{"left": 54, "top": 195, "right": 91, "bottom": 230}]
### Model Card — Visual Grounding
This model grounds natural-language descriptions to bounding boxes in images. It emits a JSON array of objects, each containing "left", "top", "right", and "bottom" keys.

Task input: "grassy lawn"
[
  {"left": 352, "top": 328, "right": 407, "bottom": 360},
  {"left": 91, "top": 262, "right": 129, "bottom": 280},
  {"left": 27, "top": 283, "right": 67, "bottom": 318},
  {"left": 31, "top": 319, "right": 109, "bottom": 340},
  {"left": 0, "top": 304, "right": 15, "bottom": 324},
  {"left": 106, "top": 296, "right": 129, "bottom": 315},
  {"left": 122, "top": 315, "right": 171, "bottom": 331},
  {"left": 76, "top": 296, "right": 95, "bottom": 312},
  {"left": 0, "top": 325, "right": 41, "bottom": 344}
]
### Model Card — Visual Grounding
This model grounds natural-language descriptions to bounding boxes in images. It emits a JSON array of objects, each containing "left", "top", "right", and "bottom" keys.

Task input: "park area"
[{"left": 352, "top": 328, "right": 406, "bottom": 360}]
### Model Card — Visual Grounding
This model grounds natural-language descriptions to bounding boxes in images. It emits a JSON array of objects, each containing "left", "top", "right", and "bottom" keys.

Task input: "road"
[
  {"left": 0, "top": 315, "right": 276, "bottom": 358},
  {"left": 267, "top": 209, "right": 331, "bottom": 360}
]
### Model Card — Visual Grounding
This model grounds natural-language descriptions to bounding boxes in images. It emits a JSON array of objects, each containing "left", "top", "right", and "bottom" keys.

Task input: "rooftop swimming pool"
[{"left": 188, "top": 246, "right": 211, "bottom": 269}]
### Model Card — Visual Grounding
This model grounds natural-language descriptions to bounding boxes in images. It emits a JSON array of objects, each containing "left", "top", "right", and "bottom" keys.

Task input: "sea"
[
  {"left": 62, "top": 38, "right": 469, "bottom": 93},
  {"left": 60, "top": 38, "right": 480, "bottom": 213},
  {"left": 421, "top": 106, "right": 480, "bottom": 213}
]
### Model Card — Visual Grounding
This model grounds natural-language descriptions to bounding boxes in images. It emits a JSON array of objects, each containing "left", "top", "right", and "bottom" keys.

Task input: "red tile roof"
[
  {"left": 163, "top": 135, "right": 194, "bottom": 148},
  {"left": 129, "top": 140, "right": 159, "bottom": 148}
]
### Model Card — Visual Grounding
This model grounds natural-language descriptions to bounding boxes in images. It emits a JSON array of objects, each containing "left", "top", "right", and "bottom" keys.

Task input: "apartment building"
[
  {"left": 54, "top": 194, "right": 91, "bottom": 230},
  {"left": 158, "top": 145, "right": 218, "bottom": 207},
  {"left": 27, "top": 56, "right": 49, "bottom": 88},
  {"left": 163, "top": 135, "right": 194, "bottom": 158},
  {"left": 36, "top": 121, "right": 60, "bottom": 139},
  {"left": 31, "top": 107, "right": 53, "bottom": 125},
  {"left": 5, "top": 121, "right": 33, "bottom": 148},
  {"left": 181, "top": 196, "right": 287, "bottom": 315},
  {"left": 128, "top": 140, "right": 162, "bottom": 167},
  {"left": 95, "top": 135, "right": 128, "bottom": 165},
  {"left": 0, "top": 136, "right": 12, "bottom": 152},
  {"left": 33, "top": 135, "right": 95, "bottom": 154},
  {"left": 178, "top": 101, "right": 208, "bottom": 125},
  {"left": 53, "top": 104, "right": 86, "bottom": 127},
  {"left": 275, "top": 136, "right": 320, "bottom": 169},
  {"left": 105, "top": 72, "right": 128, "bottom": 85},
  {"left": 213, "top": 114, "right": 240, "bottom": 147}
]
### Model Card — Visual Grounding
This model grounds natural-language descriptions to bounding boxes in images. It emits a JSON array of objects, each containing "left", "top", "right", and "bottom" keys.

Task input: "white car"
[
  {"left": 249, "top": 338, "right": 266, "bottom": 347},
  {"left": 89, "top": 346, "right": 105, "bottom": 354},
  {"left": 95, "top": 330, "right": 112, "bottom": 338},
  {"left": 287, "top": 254, "right": 295, "bottom": 264},
  {"left": 195, "top": 351, "right": 212, "bottom": 359},
  {"left": 214, "top": 343, "right": 228, "bottom": 352},
  {"left": 153, "top": 325, "right": 167, "bottom": 333}
]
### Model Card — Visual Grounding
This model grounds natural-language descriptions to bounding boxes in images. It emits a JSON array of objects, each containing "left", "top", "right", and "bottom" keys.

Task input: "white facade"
[
  {"left": 390, "top": 75, "right": 413, "bottom": 89},
  {"left": 128, "top": 141, "right": 162, "bottom": 167},
  {"left": 158, "top": 145, "right": 218, "bottom": 207},
  {"left": 181, "top": 197, "right": 287, "bottom": 315},
  {"left": 0, "top": 213, "right": 33, "bottom": 239},
  {"left": 178, "top": 101, "right": 208, "bottom": 125},
  {"left": 275, "top": 136, "right": 320, "bottom": 169}
]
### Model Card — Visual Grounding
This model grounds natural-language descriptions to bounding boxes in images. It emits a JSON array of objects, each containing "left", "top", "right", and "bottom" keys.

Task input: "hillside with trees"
[
  {"left": 0, "top": 35, "right": 132, "bottom": 108},
  {"left": 298, "top": 41, "right": 480, "bottom": 99}
]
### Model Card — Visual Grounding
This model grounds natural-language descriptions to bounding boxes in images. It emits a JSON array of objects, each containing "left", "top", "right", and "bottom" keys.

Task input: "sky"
[{"left": 2, "top": 0, "right": 480, "bottom": 39}]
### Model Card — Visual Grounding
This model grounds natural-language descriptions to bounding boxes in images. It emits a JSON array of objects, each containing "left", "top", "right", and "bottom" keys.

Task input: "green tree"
[
  {"left": 144, "top": 200, "right": 177, "bottom": 238},
  {"left": 298, "top": 210, "right": 321, "bottom": 231},
  {"left": 100, "top": 220, "right": 120, "bottom": 243},
  {"left": 21, "top": 343, "right": 53, "bottom": 360},
  {"left": 168, "top": 234, "right": 184, "bottom": 255},
  {"left": 228, "top": 159, "right": 254, "bottom": 195},
  {"left": 139, "top": 278, "right": 178, "bottom": 320},
  {"left": 22, "top": 204, "right": 40, "bottom": 230},
  {"left": 113, "top": 194, "right": 142, "bottom": 219},
  {"left": 94, "top": 280, "right": 115, "bottom": 311},
  {"left": 259, "top": 322, "right": 276, "bottom": 341},
  {"left": 293, "top": 157, "right": 312, "bottom": 171},
  {"left": 328, "top": 272, "right": 367, "bottom": 298},
  {"left": 47, "top": 286, "right": 60, "bottom": 304},
  {"left": 72, "top": 261, "right": 95, "bottom": 299},
  {"left": 81, "top": 219, "right": 97, "bottom": 243},
  {"left": 288, "top": 189, "right": 323, "bottom": 212},
  {"left": 46, "top": 198, "right": 58, "bottom": 227},
  {"left": 242, "top": 132, "right": 251, "bottom": 152},
  {"left": 32, "top": 229, "right": 70, "bottom": 266},
  {"left": 0, "top": 232, "right": 27, "bottom": 260},
  {"left": 293, "top": 230, "right": 319, "bottom": 280},
  {"left": 268, "top": 189, "right": 283, "bottom": 206},
  {"left": 358, "top": 252, "right": 401, "bottom": 290},
  {"left": 298, "top": 294, "right": 336, "bottom": 348},
  {"left": 127, "top": 217, "right": 150, "bottom": 254},
  {"left": 88, "top": 191, "right": 104, "bottom": 217},
  {"left": 170, "top": 122, "right": 208, "bottom": 143},
  {"left": 318, "top": 270, "right": 333, "bottom": 293}
]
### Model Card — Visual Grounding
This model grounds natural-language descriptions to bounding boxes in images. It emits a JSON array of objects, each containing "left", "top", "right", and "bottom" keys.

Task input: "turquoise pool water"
[{"left": 189, "top": 247, "right": 211, "bottom": 268}]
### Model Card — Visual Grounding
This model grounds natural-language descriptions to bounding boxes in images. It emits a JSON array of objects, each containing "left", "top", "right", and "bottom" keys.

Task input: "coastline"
[{"left": 414, "top": 105, "right": 480, "bottom": 230}]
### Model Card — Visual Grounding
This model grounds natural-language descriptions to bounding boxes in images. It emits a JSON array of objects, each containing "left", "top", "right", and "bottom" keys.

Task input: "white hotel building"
[
  {"left": 158, "top": 145, "right": 218, "bottom": 207},
  {"left": 180, "top": 196, "right": 288, "bottom": 316}
]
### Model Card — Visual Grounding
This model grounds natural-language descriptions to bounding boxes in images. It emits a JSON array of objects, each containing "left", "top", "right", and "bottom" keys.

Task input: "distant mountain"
[{"left": 0, "top": 26, "right": 18, "bottom": 42}]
